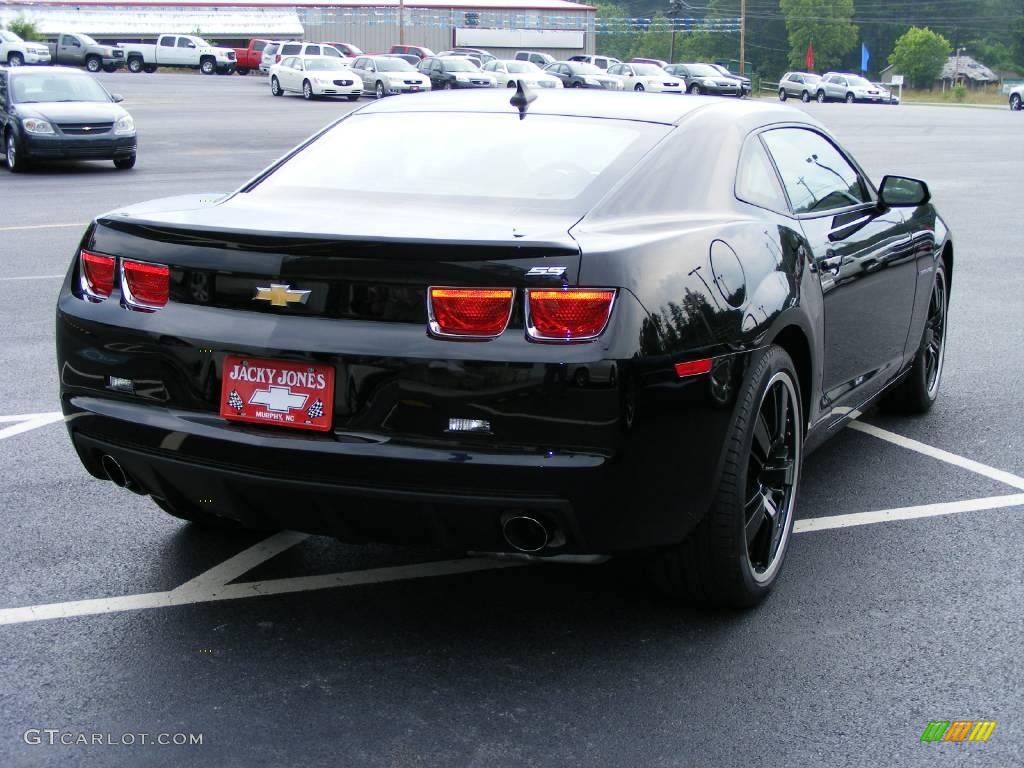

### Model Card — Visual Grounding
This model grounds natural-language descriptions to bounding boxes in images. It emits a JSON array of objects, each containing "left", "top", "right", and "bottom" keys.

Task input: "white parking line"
[
  {"left": 0, "top": 223, "right": 86, "bottom": 232},
  {"left": 0, "top": 274, "right": 64, "bottom": 282},
  {"left": 1, "top": 421, "right": 1022, "bottom": 627},
  {"left": 0, "top": 412, "right": 63, "bottom": 441},
  {"left": 849, "top": 421, "right": 1024, "bottom": 490}
]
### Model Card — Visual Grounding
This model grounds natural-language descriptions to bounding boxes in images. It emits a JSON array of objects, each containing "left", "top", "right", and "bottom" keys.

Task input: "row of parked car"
[{"left": 778, "top": 71, "right": 899, "bottom": 104}]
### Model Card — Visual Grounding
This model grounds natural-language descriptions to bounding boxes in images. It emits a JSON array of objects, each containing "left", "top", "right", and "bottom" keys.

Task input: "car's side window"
[
  {"left": 761, "top": 128, "right": 870, "bottom": 215},
  {"left": 306, "top": 46, "right": 320, "bottom": 56},
  {"left": 736, "top": 136, "right": 789, "bottom": 213},
  {"left": 176, "top": 38, "right": 192, "bottom": 49},
  {"left": 160, "top": 37, "right": 175, "bottom": 48}
]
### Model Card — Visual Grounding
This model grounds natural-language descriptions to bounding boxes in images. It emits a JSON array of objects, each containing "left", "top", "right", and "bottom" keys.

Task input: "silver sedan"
[{"left": 482, "top": 60, "right": 563, "bottom": 89}]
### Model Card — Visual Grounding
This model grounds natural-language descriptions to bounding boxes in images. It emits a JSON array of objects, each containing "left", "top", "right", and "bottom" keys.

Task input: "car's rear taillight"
[
  {"left": 275, "top": 54, "right": 281, "bottom": 63},
  {"left": 79, "top": 250, "right": 115, "bottom": 300},
  {"left": 121, "top": 259, "right": 170, "bottom": 309},
  {"left": 526, "top": 289, "right": 616, "bottom": 342},
  {"left": 428, "top": 287, "right": 514, "bottom": 339}
]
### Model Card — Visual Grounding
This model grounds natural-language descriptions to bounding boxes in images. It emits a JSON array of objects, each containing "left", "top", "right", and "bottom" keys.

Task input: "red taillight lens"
[
  {"left": 674, "top": 358, "right": 713, "bottom": 378},
  {"left": 527, "top": 289, "right": 616, "bottom": 341},
  {"left": 80, "top": 250, "right": 115, "bottom": 299},
  {"left": 122, "top": 260, "right": 170, "bottom": 308},
  {"left": 428, "top": 287, "right": 514, "bottom": 338}
]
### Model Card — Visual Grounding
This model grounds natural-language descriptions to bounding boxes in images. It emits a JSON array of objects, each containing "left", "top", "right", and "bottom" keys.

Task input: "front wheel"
[
  {"left": 102, "top": 64, "right": 118, "bottom": 73},
  {"left": 883, "top": 262, "right": 948, "bottom": 414},
  {"left": 114, "top": 154, "right": 136, "bottom": 170},
  {"left": 85, "top": 56, "right": 102, "bottom": 73},
  {"left": 270, "top": 76, "right": 282, "bottom": 96},
  {"left": 127, "top": 57, "right": 143, "bottom": 73},
  {"left": 376, "top": 80, "right": 386, "bottom": 98},
  {"left": 7, "top": 52, "right": 24, "bottom": 67},
  {"left": 651, "top": 346, "right": 803, "bottom": 607},
  {"left": 142, "top": 64, "right": 157, "bottom": 74},
  {"left": 634, "top": 83, "right": 645, "bottom": 92},
  {"left": 801, "top": 90, "right": 811, "bottom": 103},
  {"left": 1011, "top": 93, "right": 1022, "bottom": 111},
  {"left": 816, "top": 90, "right": 826, "bottom": 103},
  {"left": 200, "top": 58, "right": 215, "bottom": 75},
  {"left": 688, "top": 83, "right": 701, "bottom": 95},
  {"left": 5, "top": 133, "right": 27, "bottom": 173},
  {"left": 303, "top": 79, "right": 313, "bottom": 100},
  {"left": 507, "top": 80, "right": 517, "bottom": 88},
  {"left": 237, "top": 68, "right": 249, "bottom": 76},
  {"left": 845, "top": 92, "right": 855, "bottom": 103},
  {"left": 778, "top": 88, "right": 787, "bottom": 101}
]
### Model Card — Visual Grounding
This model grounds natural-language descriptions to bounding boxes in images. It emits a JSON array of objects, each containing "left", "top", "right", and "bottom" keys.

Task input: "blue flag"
[{"left": 861, "top": 43, "right": 870, "bottom": 73}]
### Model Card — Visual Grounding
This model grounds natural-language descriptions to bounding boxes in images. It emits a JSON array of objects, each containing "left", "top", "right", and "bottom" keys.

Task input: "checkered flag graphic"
[
  {"left": 227, "top": 389, "right": 244, "bottom": 414},
  {"left": 307, "top": 399, "right": 324, "bottom": 419}
]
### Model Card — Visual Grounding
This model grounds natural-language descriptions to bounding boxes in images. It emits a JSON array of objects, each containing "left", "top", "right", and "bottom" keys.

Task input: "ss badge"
[{"left": 525, "top": 266, "right": 568, "bottom": 278}]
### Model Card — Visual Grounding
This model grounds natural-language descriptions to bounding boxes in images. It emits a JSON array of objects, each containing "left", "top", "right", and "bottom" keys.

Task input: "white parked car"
[
  {"left": 1008, "top": 83, "right": 1022, "bottom": 110},
  {"left": 259, "top": 41, "right": 285, "bottom": 74},
  {"left": 481, "top": 60, "right": 562, "bottom": 89},
  {"left": 269, "top": 56, "right": 361, "bottom": 101},
  {"left": 606, "top": 62, "right": 682, "bottom": 93},
  {"left": 0, "top": 29, "right": 51, "bottom": 67}
]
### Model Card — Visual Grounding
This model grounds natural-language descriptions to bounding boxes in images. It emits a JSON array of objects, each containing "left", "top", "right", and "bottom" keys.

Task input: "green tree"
[
  {"left": 779, "top": 0, "right": 858, "bottom": 72},
  {"left": 628, "top": 13, "right": 673, "bottom": 62},
  {"left": 889, "top": 27, "right": 951, "bottom": 89},
  {"left": 5, "top": 16, "right": 41, "bottom": 41},
  {"left": 595, "top": 1, "right": 640, "bottom": 61}
]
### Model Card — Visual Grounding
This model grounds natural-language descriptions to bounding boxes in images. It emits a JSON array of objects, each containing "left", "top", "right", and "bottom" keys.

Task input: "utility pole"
[
  {"left": 739, "top": 0, "right": 746, "bottom": 75},
  {"left": 667, "top": 0, "right": 682, "bottom": 64},
  {"left": 399, "top": 0, "right": 406, "bottom": 45}
]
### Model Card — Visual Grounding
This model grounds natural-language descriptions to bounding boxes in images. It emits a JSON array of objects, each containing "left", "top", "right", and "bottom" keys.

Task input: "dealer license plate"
[{"left": 220, "top": 355, "right": 335, "bottom": 432}]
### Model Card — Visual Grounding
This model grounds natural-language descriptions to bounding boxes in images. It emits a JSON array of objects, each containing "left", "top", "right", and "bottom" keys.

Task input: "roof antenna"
[{"left": 510, "top": 81, "right": 536, "bottom": 120}]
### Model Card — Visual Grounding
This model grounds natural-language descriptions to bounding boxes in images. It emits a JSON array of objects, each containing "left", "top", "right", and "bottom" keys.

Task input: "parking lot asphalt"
[{"left": 1, "top": 73, "right": 1022, "bottom": 767}]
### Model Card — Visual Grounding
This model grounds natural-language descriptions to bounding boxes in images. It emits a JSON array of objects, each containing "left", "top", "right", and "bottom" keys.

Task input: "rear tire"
[
  {"left": 845, "top": 92, "right": 855, "bottom": 103},
  {"left": 143, "top": 64, "right": 157, "bottom": 74},
  {"left": 237, "top": 68, "right": 249, "bottom": 76},
  {"left": 1011, "top": 93, "right": 1022, "bottom": 111},
  {"left": 816, "top": 90, "right": 826, "bottom": 103},
  {"left": 778, "top": 88, "right": 787, "bottom": 101},
  {"left": 270, "top": 76, "right": 282, "bottom": 96},
  {"left": 883, "top": 261, "right": 948, "bottom": 414},
  {"left": 102, "top": 63, "right": 118, "bottom": 73},
  {"left": 507, "top": 80, "right": 517, "bottom": 88},
  {"left": 651, "top": 346, "right": 803, "bottom": 607},
  {"left": 85, "top": 55, "right": 102, "bottom": 73},
  {"left": 801, "top": 90, "right": 811, "bottom": 103},
  {"left": 303, "top": 79, "right": 313, "bottom": 100},
  {"left": 635, "top": 83, "right": 645, "bottom": 92},
  {"left": 7, "top": 52, "right": 24, "bottom": 67}
]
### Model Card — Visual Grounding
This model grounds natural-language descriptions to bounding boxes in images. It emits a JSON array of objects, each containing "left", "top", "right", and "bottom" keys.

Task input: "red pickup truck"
[{"left": 233, "top": 39, "right": 272, "bottom": 75}]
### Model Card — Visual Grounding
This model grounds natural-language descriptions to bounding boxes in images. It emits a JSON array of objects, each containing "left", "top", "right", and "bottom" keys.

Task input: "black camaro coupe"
[{"left": 56, "top": 91, "right": 951, "bottom": 606}]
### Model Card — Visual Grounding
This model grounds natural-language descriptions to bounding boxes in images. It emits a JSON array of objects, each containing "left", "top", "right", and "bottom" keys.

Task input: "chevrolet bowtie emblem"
[{"left": 253, "top": 283, "right": 311, "bottom": 307}]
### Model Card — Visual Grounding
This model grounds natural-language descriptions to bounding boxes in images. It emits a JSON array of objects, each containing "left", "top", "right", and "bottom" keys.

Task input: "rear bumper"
[{"left": 23, "top": 133, "right": 136, "bottom": 161}]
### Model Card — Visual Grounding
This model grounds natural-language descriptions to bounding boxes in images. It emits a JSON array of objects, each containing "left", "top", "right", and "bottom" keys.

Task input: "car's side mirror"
[
  {"left": 879, "top": 175, "right": 930, "bottom": 207},
  {"left": 111, "top": 94, "right": 124, "bottom": 103}
]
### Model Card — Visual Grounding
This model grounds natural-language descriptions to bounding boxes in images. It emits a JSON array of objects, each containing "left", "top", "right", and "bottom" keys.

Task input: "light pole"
[
  {"left": 399, "top": 0, "right": 405, "bottom": 45},
  {"left": 739, "top": 0, "right": 746, "bottom": 75}
]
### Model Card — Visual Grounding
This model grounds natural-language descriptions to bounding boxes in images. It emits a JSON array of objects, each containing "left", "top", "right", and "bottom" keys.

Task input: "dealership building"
[{"left": 0, "top": 0, "right": 596, "bottom": 59}]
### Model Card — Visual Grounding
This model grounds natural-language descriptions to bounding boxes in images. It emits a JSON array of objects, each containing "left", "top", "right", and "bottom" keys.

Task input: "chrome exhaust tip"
[
  {"left": 501, "top": 515, "right": 550, "bottom": 554},
  {"left": 100, "top": 454, "right": 129, "bottom": 489}
]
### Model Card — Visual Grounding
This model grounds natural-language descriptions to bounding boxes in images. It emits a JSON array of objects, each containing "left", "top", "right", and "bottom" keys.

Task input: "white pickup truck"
[
  {"left": 0, "top": 29, "right": 52, "bottom": 67},
  {"left": 119, "top": 34, "right": 236, "bottom": 75}
]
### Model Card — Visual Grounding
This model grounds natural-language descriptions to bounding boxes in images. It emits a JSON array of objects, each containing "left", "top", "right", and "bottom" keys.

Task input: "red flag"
[{"left": 806, "top": 42, "right": 814, "bottom": 71}]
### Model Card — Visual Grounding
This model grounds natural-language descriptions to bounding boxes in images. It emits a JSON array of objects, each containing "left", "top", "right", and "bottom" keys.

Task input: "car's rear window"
[{"left": 248, "top": 112, "right": 668, "bottom": 209}]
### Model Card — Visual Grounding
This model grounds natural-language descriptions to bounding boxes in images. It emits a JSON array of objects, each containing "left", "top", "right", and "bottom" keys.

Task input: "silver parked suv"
[
  {"left": 777, "top": 72, "right": 821, "bottom": 102},
  {"left": 816, "top": 72, "right": 887, "bottom": 103}
]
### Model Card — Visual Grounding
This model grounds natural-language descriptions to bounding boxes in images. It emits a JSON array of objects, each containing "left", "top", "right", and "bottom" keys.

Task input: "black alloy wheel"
[
  {"left": 651, "top": 345, "right": 802, "bottom": 606},
  {"left": 884, "top": 262, "right": 948, "bottom": 413}
]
